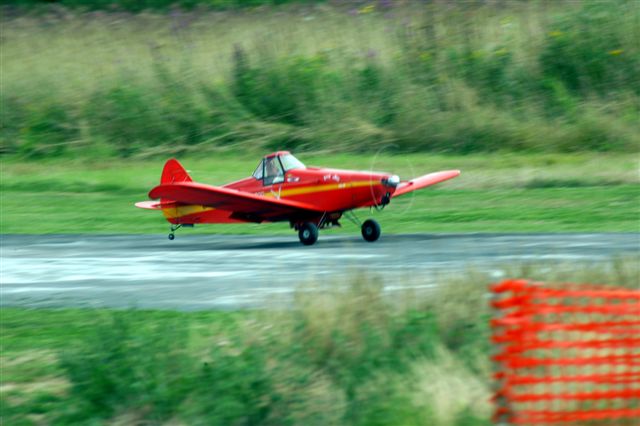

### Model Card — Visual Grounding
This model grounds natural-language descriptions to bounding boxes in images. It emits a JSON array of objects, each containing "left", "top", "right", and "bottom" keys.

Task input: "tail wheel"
[
  {"left": 361, "top": 219, "right": 381, "bottom": 242},
  {"left": 298, "top": 222, "right": 319, "bottom": 246}
]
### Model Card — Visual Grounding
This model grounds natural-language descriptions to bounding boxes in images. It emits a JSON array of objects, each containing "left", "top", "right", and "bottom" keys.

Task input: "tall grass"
[
  {"left": 53, "top": 274, "right": 495, "bottom": 425},
  {"left": 6, "top": 0, "right": 312, "bottom": 13},
  {"left": 2, "top": 0, "right": 639, "bottom": 158},
  {"left": 3, "top": 259, "right": 638, "bottom": 425}
]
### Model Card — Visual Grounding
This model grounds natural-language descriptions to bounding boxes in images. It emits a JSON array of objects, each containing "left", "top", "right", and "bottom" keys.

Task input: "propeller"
[{"left": 367, "top": 145, "right": 417, "bottom": 214}]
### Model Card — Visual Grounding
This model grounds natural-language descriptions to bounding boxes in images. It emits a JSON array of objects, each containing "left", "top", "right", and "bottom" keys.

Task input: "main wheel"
[
  {"left": 361, "top": 219, "right": 381, "bottom": 242},
  {"left": 298, "top": 222, "right": 319, "bottom": 246}
]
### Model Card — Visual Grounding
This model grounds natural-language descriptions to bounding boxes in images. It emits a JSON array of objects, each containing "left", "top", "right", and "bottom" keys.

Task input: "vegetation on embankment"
[
  {"left": 1, "top": 153, "right": 638, "bottom": 234},
  {"left": 2, "top": 0, "right": 639, "bottom": 158},
  {"left": 4, "top": 0, "right": 314, "bottom": 12},
  {"left": 2, "top": 261, "right": 638, "bottom": 425}
]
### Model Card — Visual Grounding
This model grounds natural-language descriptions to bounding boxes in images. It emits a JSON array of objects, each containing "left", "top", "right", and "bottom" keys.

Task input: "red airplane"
[{"left": 136, "top": 151, "right": 460, "bottom": 245}]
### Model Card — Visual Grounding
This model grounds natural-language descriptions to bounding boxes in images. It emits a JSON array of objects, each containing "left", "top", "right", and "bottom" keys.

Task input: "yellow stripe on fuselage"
[
  {"left": 266, "top": 179, "right": 376, "bottom": 198},
  {"left": 162, "top": 180, "right": 378, "bottom": 219}
]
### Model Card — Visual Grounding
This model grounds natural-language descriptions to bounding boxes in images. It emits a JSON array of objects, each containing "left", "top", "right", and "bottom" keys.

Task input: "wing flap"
[
  {"left": 148, "top": 182, "right": 323, "bottom": 218},
  {"left": 393, "top": 170, "right": 460, "bottom": 198}
]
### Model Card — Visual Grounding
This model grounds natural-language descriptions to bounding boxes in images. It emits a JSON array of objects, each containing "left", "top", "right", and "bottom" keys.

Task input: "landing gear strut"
[
  {"left": 344, "top": 211, "right": 381, "bottom": 243},
  {"left": 361, "top": 219, "right": 381, "bottom": 242},
  {"left": 168, "top": 224, "right": 181, "bottom": 240},
  {"left": 168, "top": 223, "right": 193, "bottom": 240}
]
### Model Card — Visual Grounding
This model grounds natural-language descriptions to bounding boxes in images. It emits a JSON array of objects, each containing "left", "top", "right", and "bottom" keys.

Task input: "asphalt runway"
[{"left": 1, "top": 233, "right": 638, "bottom": 310}]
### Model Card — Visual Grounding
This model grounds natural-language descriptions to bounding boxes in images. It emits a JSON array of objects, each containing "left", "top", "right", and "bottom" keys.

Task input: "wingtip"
[{"left": 135, "top": 201, "right": 161, "bottom": 210}]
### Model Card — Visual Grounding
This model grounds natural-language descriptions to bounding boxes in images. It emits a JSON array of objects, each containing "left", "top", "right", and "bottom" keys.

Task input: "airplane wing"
[
  {"left": 392, "top": 170, "right": 460, "bottom": 198},
  {"left": 148, "top": 181, "right": 323, "bottom": 220}
]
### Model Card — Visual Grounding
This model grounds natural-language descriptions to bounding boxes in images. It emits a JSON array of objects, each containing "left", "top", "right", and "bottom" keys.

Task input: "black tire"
[
  {"left": 361, "top": 219, "right": 381, "bottom": 242},
  {"left": 168, "top": 233, "right": 175, "bottom": 240},
  {"left": 298, "top": 222, "right": 319, "bottom": 246}
]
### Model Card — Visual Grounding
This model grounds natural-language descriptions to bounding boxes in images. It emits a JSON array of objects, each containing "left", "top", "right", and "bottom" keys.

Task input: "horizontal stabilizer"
[{"left": 134, "top": 200, "right": 178, "bottom": 210}]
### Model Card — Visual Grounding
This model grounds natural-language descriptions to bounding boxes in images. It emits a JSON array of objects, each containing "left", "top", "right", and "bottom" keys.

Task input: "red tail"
[
  {"left": 135, "top": 159, "right": 191, "bottom": 211},
  {"left": 161, "top": 159, "right": 192, "bottom": 184}
]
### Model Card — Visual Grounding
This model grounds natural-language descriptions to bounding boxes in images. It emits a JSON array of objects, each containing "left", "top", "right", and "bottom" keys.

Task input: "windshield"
[
  {"left": 252, "top": 159, "right": 264, "bottom": 180},
  {"left": 264, "top": 156, "right": 284, "bottom": 180},
  {"left": 279, "top": 154, "right": 305, "bottom": 171}
]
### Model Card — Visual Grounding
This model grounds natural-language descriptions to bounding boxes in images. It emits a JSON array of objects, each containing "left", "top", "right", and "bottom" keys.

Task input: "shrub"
[
  {"left": 8, "top": 101, "right": 80, "bottom": 158},
  {"left": 3, "top": 1, "right": 638, "bottom": 158},
  {"left": 59, "top": 311, "right": 193, "bottom": 421},
  {"left": 87, "top": 84, "right": 167, "bottom": 157},
  {"left": 539, "top": 1, "right": 639, "bottom": 96},
  {"left": 232, "top": 47, "right": 335, "bottom": 126}
]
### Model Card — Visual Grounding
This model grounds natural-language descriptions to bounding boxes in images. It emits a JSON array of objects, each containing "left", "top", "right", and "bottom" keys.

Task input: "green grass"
[
  {"left": 2, "top": 262, "right": 638, "bottom": 426},
  {"left": 1, "top": 153, "right": 638, "bottom": 234},
  {"left": 2, "top": 1, "right": 639, "bottom": 158}
]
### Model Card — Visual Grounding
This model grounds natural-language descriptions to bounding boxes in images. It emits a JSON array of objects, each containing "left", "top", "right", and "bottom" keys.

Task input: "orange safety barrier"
[{"left": 490, "top": 279, "right": 640, "bottom": 425}]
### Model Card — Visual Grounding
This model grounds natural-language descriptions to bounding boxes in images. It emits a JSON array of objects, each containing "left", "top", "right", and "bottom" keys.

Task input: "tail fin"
[
  {"left": 161, "top": 159, "right": 192, "bottom": 184},
  {"left": 136, "top": 159, "right": 191, "bottom": 212}
]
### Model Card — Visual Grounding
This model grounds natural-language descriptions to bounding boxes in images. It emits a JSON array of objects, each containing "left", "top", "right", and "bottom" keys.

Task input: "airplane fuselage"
[
  {"left": 137, "top": 151, "right": 459, "bottom": 245},
  {"left": 162, "top": 167, "right": 396, "bottom": 226}
]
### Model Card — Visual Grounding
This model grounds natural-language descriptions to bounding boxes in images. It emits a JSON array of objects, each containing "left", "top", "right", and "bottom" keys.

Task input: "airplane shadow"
[
  {"left": 6, "top": 233, "right": 487, "bottom": 254},
  {"left": 157, "top": 236, "right": 363, "bottom": 252},
  {"left": 19, "top": 233, "right": 481, "bottom": 254},
  {"left": 136, "top": 233, "right": 455, "bottom": 252}
]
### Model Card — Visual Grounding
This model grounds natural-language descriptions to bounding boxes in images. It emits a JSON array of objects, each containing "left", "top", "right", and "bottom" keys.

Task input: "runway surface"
[{"left": 1, "top": 233, "right": 638, "bottom": 310}]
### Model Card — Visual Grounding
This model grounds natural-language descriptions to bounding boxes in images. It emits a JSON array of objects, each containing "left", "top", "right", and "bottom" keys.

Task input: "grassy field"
[
  {"left": 1, "top": 153, "right": 639, "bottom": 234},
  {"left": 2, "top": 262, "right": 638, "bottom": 426},
  {"left": 2, "top": 1, "right": 639, "bottom": 157}
]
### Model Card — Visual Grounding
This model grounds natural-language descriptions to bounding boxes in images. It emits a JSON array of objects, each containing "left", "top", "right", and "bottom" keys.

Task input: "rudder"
[{"left": 161, "top": 158, "right": 192, "bottom": 184}]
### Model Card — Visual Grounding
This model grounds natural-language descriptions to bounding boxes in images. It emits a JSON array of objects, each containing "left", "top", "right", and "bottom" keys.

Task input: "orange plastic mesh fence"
[{"left": 490, "top": 279, "right": 640, "bottom": 425}]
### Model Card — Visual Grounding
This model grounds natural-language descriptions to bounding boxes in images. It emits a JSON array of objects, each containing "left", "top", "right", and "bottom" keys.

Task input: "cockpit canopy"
[{"left": 252, "top": 151, "right": 305, "bottom": 185}]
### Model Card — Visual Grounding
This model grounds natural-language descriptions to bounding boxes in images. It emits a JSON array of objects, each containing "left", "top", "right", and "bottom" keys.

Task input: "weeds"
[
  {"left": 58, "top": 312, "right": 194, "bottom": 421},
  {"left": 1, "top": 275, "right": 490, "bottom": 425},
  {"left": 6, "top": 0, "right": 314, "bottom": 13},
  {"left": 2, "top": 1, "right": 639, "bottom": 158},
  {"left": 3, "top": 260, "right": 638, "bottom": 425}
]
